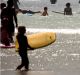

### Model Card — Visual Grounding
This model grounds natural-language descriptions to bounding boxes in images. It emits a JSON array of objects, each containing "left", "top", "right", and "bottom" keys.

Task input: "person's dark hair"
[
  {"left": 0, "top": 3, "right": 6, "bottom": 9},
  {"left": 18, "top": 26, "right": 26, "bottom": 34},
  {"left": 44, "top": 7, "right": 48, "bottom": 10},
  {"left": 66, "top": 3, "right": 70, "bottom": 7}
]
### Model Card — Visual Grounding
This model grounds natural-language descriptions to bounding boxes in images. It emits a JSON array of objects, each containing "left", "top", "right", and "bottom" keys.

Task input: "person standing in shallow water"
[
  {"left": 64, "top": 3, "right": 73, "bottom": 15},
  {"left": 16, "top": 26, "right": 34, "bottom": 71},
  {"left": 1, "top": 0, "right": 18, "bottom": 43},
  {"left": 42, "top": 7, "right": 48, "bottom": 16},
  {"left": 0, "top": 3, "right": 10, "bottom": 46}
]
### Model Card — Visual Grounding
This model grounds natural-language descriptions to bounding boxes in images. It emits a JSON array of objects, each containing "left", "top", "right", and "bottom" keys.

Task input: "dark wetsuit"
[{"left": 16, "top": 33, "right": 32, "bottom": 69}]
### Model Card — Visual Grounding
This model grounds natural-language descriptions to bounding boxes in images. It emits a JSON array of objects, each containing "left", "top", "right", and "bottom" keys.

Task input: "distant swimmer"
[
  {"left": 42, "top": 7, "right": 48, "bottom": 16},
  {"left": 64, "top": 3, "right": 73, "bottom": 15},
  {"left": 50, "top": 0, "right": 57, "bottom": 4},
  {"left": 79, "top": 0, "right": 80, "bottom": 3},
  {"left": 19, "top": 9, "right": 41, "bottom": 14}
]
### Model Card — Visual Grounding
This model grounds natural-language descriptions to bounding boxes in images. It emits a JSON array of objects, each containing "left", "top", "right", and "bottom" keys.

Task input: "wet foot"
[{"left": 22, "top": 69, "right": 31, "bottom": 71}]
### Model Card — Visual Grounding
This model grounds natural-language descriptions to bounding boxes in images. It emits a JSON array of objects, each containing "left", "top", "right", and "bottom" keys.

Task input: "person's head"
[
  {"left": 0, "top": 3, "right": 6, "bottom": 10},
  {"left": 44, "top": 7, "right": 48, "bottom": 11},
  {"left": 18, "top": 26, "right": 26, "bottom": 34},
  {"left": 7, "top": 0, "right": 14, "bottom": 8},
  {"left": 66, "top": 3, "right": 70, "bottom": 8}
]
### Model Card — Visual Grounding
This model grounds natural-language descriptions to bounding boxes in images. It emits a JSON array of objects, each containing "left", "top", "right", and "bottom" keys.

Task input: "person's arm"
[
  {"left": 17, "top": 0, "right": 20, "bottom": 4},
  {"left": 47, "top": 12, "right": 48, "bottom": 16},
  {"left": 70, "top": 8, "right": 73, "bottom": 15},
  {"left": 26, "top": 36, "right": 34, "bottom": 50},
  {"left": 13, "top": 9, "right": 18, "bottom": 27},
  {"left": 27, "top": 43, "right": 34, "bottom": 50},
  {"left": 64, "top": 8, "right": 66, "bottom": 15}
]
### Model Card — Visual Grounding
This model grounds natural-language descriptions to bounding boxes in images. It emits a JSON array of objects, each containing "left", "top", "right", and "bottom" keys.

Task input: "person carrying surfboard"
[{"left": 16, "top": 26, "right": 34, "bottom": 71}]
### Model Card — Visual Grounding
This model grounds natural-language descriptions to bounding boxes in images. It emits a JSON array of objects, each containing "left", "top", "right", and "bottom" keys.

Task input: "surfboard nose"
[{"left": 46, "top": 32, "right": 56, "bottom": 43}]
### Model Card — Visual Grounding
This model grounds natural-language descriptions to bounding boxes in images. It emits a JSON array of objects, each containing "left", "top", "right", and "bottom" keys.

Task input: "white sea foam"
[{"left": 15, "top": 28, "right": 80, "bottom": 34}]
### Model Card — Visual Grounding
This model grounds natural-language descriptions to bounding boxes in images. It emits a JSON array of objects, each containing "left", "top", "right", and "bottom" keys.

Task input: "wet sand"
[
  {"left": 1, "top": 71, "right": 55, "bottom": 75},
  {"left": 0, "top": 33, "right": 80, "bottom": 75}
]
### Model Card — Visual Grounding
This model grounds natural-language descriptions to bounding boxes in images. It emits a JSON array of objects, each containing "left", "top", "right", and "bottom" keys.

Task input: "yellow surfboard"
[{"left": 15, "top": 32, "right": 56, "bottom": 51}]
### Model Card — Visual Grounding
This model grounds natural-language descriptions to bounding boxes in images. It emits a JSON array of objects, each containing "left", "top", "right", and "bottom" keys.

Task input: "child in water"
[
  {"left": 16, "top": 26, "right": 34, "bottom": 71},
  {"left": 64, "top": 3, "right": 72, "bottom": 15},
  {"left": 42, "top": 7, "right": 48, "bottom": 16}
]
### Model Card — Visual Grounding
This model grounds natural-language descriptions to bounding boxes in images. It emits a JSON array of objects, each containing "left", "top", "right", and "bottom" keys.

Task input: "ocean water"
[
  {"left": 17, "top": 12, "right": 80, "bottom": 30},
  {"left": 0, "top": 0, "right": 80, "bottom": 75},
  {"left": 1, "top": 0, "right": 80, "bottom": 11},
  {"left": 1, "top": 0, "right": 80, "bottom": 29},
  {"left": 16, "top": 0, "right": 80, "bottom": 33}
]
